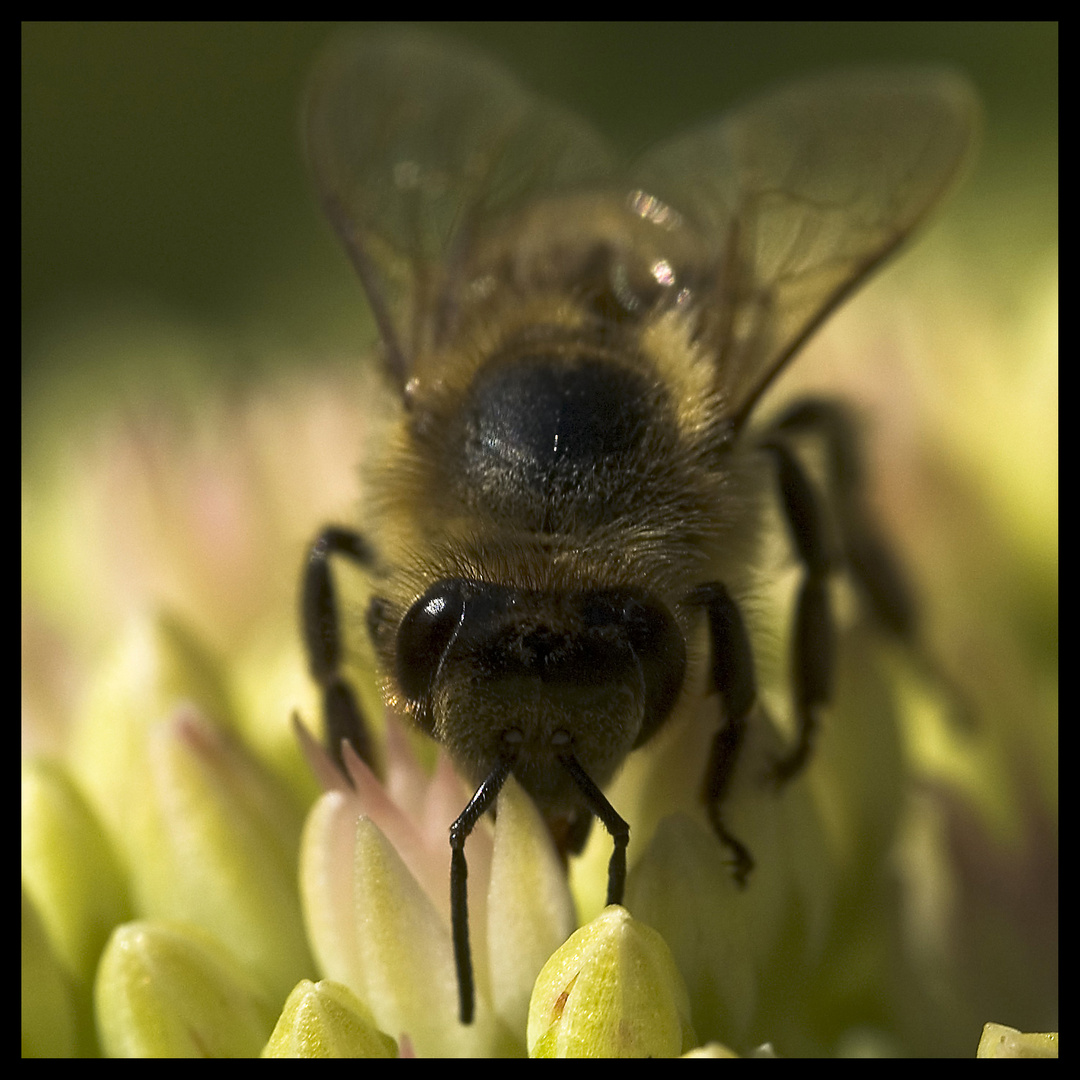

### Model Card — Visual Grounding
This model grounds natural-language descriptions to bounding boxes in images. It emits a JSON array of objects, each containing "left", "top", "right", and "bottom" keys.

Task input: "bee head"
[{"left": 393, "top": 579, "right": 685, "bottom": 813}]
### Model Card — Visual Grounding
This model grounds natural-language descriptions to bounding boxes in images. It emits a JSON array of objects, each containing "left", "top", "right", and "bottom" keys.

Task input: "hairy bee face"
[
  {"left": 300, "top": 31, "right": 978, "bottom": 1024},
  {"left": 394, "top": 578, "right": 685, "bottom": 808}
]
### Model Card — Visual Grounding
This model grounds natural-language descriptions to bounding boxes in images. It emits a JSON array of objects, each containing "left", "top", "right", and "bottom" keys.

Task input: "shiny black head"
[{"left": 393, "top": 578, "right": 685, "bottom": 814}]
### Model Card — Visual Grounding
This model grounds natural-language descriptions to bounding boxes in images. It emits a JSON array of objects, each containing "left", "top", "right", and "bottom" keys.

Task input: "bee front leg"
[
  {"left": 450, "top": 752, "right": 516, "bottom": 1025},
  {"left": 301, "top": 525, "right": 377, "bottom": 769},
  {"left": 687, "top": 582, "right": 758, "bottom": 885}
]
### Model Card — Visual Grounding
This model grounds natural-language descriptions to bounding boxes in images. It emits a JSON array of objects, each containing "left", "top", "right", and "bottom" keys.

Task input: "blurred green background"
[{"left": 22, "top": 21, "right": 1057, "bottom": 393}]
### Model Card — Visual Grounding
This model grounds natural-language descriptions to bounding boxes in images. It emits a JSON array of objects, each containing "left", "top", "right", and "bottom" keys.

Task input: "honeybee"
[{"left": 300, "top": 32, "right": 977, "bottom": 1025}]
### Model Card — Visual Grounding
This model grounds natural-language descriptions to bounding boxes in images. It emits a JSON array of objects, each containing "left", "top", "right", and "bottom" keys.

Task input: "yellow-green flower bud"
[
  {"left": 527, "top": 905, "right": 695, "bottom": 1057},
  {"left": 94, "top": 921, "right": 277, "bottom": 1057},
  {"left": 486, "top": 777, "right": 576, "bottom": 1033},
  {"left": 262, "top": 979, "right": 397, "bottom": 1058},
  {"left": 22, "top": 889, "right": 77, "bottom": 1058},
  {"left": 22, "top": 759, "right": 133, "bottom": 1056},
  {"left": 21, "top": 759, "right": 132, "bottom": 1000},
  {"left": 119, "top": 707, "right": 313, "bottom": 1004},
  {"left": 976, "top": 1023, "right": 1058, "bottom": 1058}
]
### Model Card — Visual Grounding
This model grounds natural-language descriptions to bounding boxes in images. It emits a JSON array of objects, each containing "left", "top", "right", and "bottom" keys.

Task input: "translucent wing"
[
  {"left": 305, "top": 32, "right": 617, "bottom": 387},
  {"left": 631, "top": 68, "right": 979, "bottom": 427}
]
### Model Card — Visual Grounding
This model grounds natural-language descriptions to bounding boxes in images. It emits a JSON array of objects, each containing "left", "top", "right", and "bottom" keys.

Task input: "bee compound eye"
[
  {"left": 624, "top": 596, "right": 687, "bottom": 747},
  {"left": 395, "top": 581, "right": 467, "bottom": 704},
  {"left": 622, "top": 596, "right": 669, "bottom": 651}
]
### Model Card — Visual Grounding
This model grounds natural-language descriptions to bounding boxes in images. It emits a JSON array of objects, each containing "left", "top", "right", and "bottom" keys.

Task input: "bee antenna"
[{"left": 449, "top": 752, "right": 516, "bottom": 1024}]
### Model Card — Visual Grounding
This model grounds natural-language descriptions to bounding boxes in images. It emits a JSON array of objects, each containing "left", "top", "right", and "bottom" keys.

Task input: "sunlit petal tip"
[
  {"left": 299, "top": 790, "right": 366, "bottom": 990},
  {"left": 486, "top": 777, "right": 576, "bottom": 1033},
  {"left": 381, "top": 708, "right": 442, "bottom": 814},
  {"left": 292, "top": 713, "right": 351, "bottom": 794},
  {"left": 349, "top": 816, "right": 510, "bottom": 1057},
  {"left": 352, "top": 813, "right": 453, "bottom": 1011}
]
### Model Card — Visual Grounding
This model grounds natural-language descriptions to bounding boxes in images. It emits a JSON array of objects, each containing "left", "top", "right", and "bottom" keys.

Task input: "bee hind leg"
[
  {"left": 762, "top": 396, "right": 930, "bottom": 786},
  {"left": 771, "top": 398, "right": 916, "bottom": 637},
  {"left": 759, "top": 429, "right": 835, "bottom": 784},
  {"left": 767, "top": 398, "right": 974, "bottom": 734},
  {"left": 301, "top": 525, "right": 377, "bottom": 770},
  {"left": 688, "top": 582, "right": 758, "bottom": 885}
]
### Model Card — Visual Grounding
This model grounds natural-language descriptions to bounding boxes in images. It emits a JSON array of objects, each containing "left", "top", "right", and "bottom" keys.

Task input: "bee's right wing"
[
  {"left": 305, "top": 32, "right": 617, "bottom": 389},
  {"left": 631, "top": 68, "right": 979, "bottom": 429}
]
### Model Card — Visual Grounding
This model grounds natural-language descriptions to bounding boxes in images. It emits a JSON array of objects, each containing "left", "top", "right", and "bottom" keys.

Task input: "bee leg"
[
  {"left": 771, "top": 398, "right": 916, "bottom": 639},
  {"left": 770, "top": 399, "right": 975, "bottom": 733},
  {"left": 558, "top": 751, "right": 630, "bottom": 905},
  {"left": 689, "top": 582, "right": 758, "bottom": 885},
  {"left": 762, "top": 434, "right": 835, "bottom": 785},
  {"left": 301, "top": 525, "right": 376, "bottom": 769},
  {"left": 450, "top": 753, "right": 516, "bottom": 1025}
]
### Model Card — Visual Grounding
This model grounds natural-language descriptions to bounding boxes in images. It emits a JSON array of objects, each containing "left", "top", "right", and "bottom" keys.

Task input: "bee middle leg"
[{"left": 301, "top": 525, "right": 377, "bottom": 769}]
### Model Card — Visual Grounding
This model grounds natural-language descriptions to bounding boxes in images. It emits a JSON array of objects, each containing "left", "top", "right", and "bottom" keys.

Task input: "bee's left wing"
[
  {"left": 305, "top": 32, "right": 617, "bottom": 388},
  {"left": 631, "top": 68, "right": 979, "bottom": 428}
]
